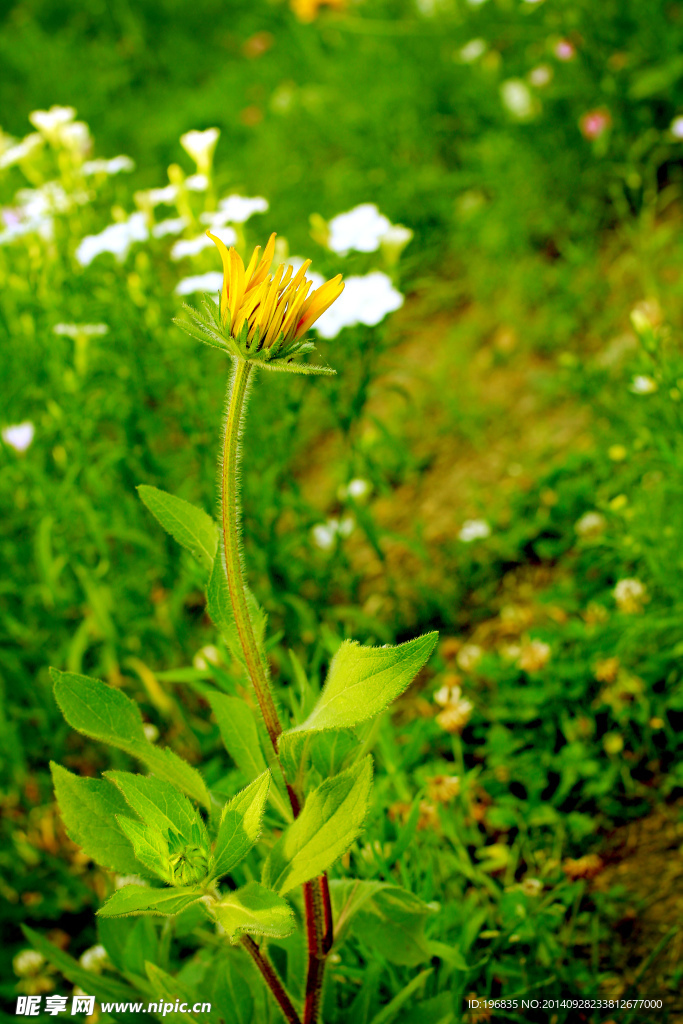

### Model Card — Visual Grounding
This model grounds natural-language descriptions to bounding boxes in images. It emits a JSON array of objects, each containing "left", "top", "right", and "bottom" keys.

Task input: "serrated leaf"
[
  {"left": 51, "top": 763, "right": 151, "bottom": 877},
  {"left": 22, "top": 926, "right": 139, "bottom": 1004},
  {"left": 99, "top": 884, "right": 205, "bottom": 918},
  {"left": 137, "top": 485, "right": 218, "bottom": 572},
  {"left": 51, "top": 669, "right": 211, "bottom": 810},
  {"left": 286, "top": 633, "right": 438, "bottom": 737},
  {"left": 206, "top": 548, "right": 267, "bottom": 673},
  {"left": 208, "top": 692, "right": 268, "bottom": 781},
  {"left": 118, "top": 817, "right": 170, "bottom": 880},
  {"left": 212, "top": 882, "right": 295, "bottom": 942},
  {"left": 263, "top": 756, "right": 373, "bottom": 895},
  {"left": 212, "top": 773, "right": 270, "bottom": 879},
  {"left": 106, "top": 771, "right": 205, "bottom": 844}
]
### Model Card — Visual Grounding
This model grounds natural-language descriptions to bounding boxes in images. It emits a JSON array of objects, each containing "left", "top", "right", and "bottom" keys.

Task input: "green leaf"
[
  {"left": 311, "top": 729, "right": 357, "bottom": 777},
  {"left": 212, "top": 882, "right": 295, "bottom": 942},
  {"left": 367, "top": 969, "right": 433, "bottom": 1024},
  {"left": 145, "top": 963, "right": 213, "bottom": 1024},
  {"left": 211, "top": 956, "right": 254, "bottom": 1024},
  {"left": 342, "top": 883, "right": 434, "bottom": 966},
  {"left": 630, "top": 55, "right": 683, "bottom": 99},
  {"left": 22, "top": 926, "right": 139, "bottom": 1004},
  {"left": 52, "top": 669, "right": 211, "bottom": 809},
  {"left": 263, "top": 756, "right": 373, "bottom": 895},
  {"left": 212, "top": 773, "right": 269, "bottom": 879},
  {"left": 117, "top": 817, "right": 170, "bottom": 880},
  {"left": 106, "top": 771, "right": 205, "bottom": 844},
  {"left": 99, "top": 884, "right": 205, "bottom": 918},
  {"left": 208, "top": 692, "right": 268, "bottom": 781},
  {"left": 137, "top": 485, "right": 218, "bottom": 572},
  {"left": 51, "top": 763, "right": 151, "bottom": 877},
  {"left": 285, "top": 632, "right": 437, "bottom": 737},
  {"left": 206, "top": 548, "right": 267, "bottom": 673}
]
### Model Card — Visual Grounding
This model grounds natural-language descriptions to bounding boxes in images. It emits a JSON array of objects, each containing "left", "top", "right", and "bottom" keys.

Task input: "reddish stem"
[{"left": 241, "top": 936, "right": 301, "bottom": 1024}]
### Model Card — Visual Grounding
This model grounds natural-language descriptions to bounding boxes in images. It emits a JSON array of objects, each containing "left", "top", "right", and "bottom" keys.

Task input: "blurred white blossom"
[
  {"left": 312, "top": 516, "right": 355, "bottom": 550},
  {"left": 175, "top": 272, "right": 224, "bottom": 296},
  {"left": 142, "top": 723, "right": 159, "bottom": 743},
  {"left": 186, "top": 173, "right": 209, "bottom": 192},
  {"left": 529, "top": 64, "right": 553, "bottom": 87},
  {"left": 29, "top": 105, "right": 76, "bottom": 139},
  {"left": 630, "top": 375, "right": 657, "bottom": 395},
  {"left": 193, "top": 645, "right": 221, "bottom": 670},
  {"left": 76, "top": 212, "right": 149, "bottom": 266},
  {"left": 614, "top": 578, "right": 647, "bottom": 613},
  {"left": 459, "top": 39, "right": 486, "bottom": 62},
  {"left": 58, "top": 121, "right": 92, "bottom": 159},
  {"left": 54, "top": 323, "right": 109, "bottom": 338},
  {"left": 201, "top": 194, "right": 269, "bottom": 226},
  {"left": 79, "top": 946, "right": 108, "bottom": 973},
  {"left": 115, "top": 875, "right": 148, "bottom": 889},
  {"left": 171, "top": 226, "right": 236, "bottom": 260},
  {"left": 82, "top": 156, "right": 135, "bottom": 176},
  {"left": 458, "top": 519, "right": 490, "bottom": 542},
  {"left": 180, "top": 128, "right": 220, "bottom": 175},
  {"left": 315, "top": 272, "right": 403, "bottom": 338},
  {"left": 0, "top": 133, "right": 43, "bottom": 169},
  {"left": 500, "top": 79, "right": 535, "bottom": 119},
  {"left": 152, "top": 217, "right": 189, "bottom": 238},
  {"left": 670, "top": 116, "right": 683, "bottom": 139},
  {"left": 13, "top": 950, "right": 45, "bottom": 977},
  {"left": 144, "top": 185, "right": 179, "bottom": 207},
  {"left": 575, "top": 511, "right": 606, "bottom": 537},
  {"left": 328, "top": 203, "right": 392, "bottom": 255},
  {"left": 347, "top": 478, "right": 371, "bottom": 500},
  {"left": 2, "top": 422, "right": 35, "bottom": 452}
]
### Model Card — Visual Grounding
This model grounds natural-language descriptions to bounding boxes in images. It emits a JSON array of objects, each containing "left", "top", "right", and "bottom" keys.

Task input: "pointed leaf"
[
  {"left": 22, "top": 926, "right": 139, "bottom": 1004},
  {"left": 50, "top": 763, "right": 151, "bottom": 877},
  {"left": 52, "top": 669, "right": 211, "bottom": 809},
  {"left": 98, "top": 884, "right": 205, "bottom": 918},
  {"left": 106, "top": 771, "right": 205, "bottom": 843},
  {"left": 212, "top": 882, "right": 295, "bottom": 942},
  {"left": 137, "top": 486, "right": 218, "bottom": 572},
  {"left": 212, "top": 773, "right": 270, "bottom": 879},
  {"left": 287, "top": 633, "right": 437, "bottom": 736},
  {"left": 208, "top": 692, "right": 268, "bottom": 781},
  {"left": 263, "top": 756, "right": 373, "bottom": 894},
  {"left": 206, "top": 549, "right": 267, "bottom": 672},
  {"left": 117, "top": 817, "right": 170, "bottom": 880}
]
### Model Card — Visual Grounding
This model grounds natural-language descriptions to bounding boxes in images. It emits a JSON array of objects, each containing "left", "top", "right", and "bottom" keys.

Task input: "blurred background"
[{"left": 2, "top": 0, "right": 683, "bottom": 1018}]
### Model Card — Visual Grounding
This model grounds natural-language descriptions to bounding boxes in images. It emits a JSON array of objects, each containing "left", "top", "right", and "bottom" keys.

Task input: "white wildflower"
[
  {"left": 328, "top": 203, "right": 392, "bottom": 255},
  {"left": 58, "top": 121, "right": 92, "bottom": 158},
  {"left": 575, "top": 511, "right": 606, "bottom": 537},
  {"left": 29, "top": 105, "right": 76, "bottom": 138},
  {"left": 180, "top": 128, "right": 220, "bottom": 174},
  {"left": 193, "top": 645, "right": 221, "bottom": 670},
  {"left": 671, "top": 116, "right": 683, "bottom": 139},
  {"left": 142, "top": 723, "right": 159, "bottom": 743},
  {"left": 171, "top": 226, "right": 236, "bottom": 260},
  {"left": 456, "top": 643, "right": 483, "bottom": 672},
  {"left": 500, "top": 79, "right": 535, "bottom": 120},
  {"left": 144, "top": 185, "right": 179, "bottom": 206},
  {"left": 529, "top": 64, "right": 553, "bottom": 87},
  {"left": 75, "top": 212, "right": 148, "bottom": 266},
  {"left": 312, "top": 520, "right": 341, "bottom": 550},
  {"left": 630, "top": 375, "right": 657, "bottom": 395},
  {"left": 347, "top": 478, "right": 371, "bottom": 500},
  {"left": 13, "top": 950, "right": 45, "bottom": 977},
  {"left": 2, "top": 422, "right": 35, "bottom": 452},
  {"left": 518, "top": 639, "right": 551, "bottom": 672},
  {"left": 380, "top": 223, "right": 413, "bottom": 265},
  {"left": 614, "top": 578, "right": 647, "bottom": 614},
  {"left": 53, "top": 323, "right": 109, "bottom": 338},
  {"left": 152, "top": 217, "right": 189, "bottom": 238},
  {"left": 82, "top": 155, "right": 135, "bottom": 176},
  {"left": 458, "top": 519, "right": 491, "bottom": 542},
  {"left": 315, "top": 271, "right": 404, "bottom": 338},
  {"left": 201, "top": 194, "right": 269, "bottom": 226},
  {"left": 175, "top": 272, "right": 224, "bottom": 296},
  {"left": 459, "top": 39, "right": 486, "bottom": 62},
  {"left": 79, "top": 945, "right": 108, "bottom": 973},
  {"left": 114, "top": 875, "right": 148, "bottom": 889},
  {"left": 185, "top": 173, "right": 209, "bottom": 192},
  {"left": 0, "top": 133, "right": 43, "bottom": 169}
]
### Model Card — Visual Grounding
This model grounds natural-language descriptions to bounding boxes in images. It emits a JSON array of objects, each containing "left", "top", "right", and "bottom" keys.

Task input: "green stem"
[{"left": 221, "top": 358, "right": 282, "bottom": 751}]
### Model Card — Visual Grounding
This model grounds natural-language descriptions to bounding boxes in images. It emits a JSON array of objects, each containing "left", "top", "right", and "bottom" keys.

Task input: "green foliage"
[
  {"left": 213, "top": 882, "right": 295, "bottom": 942},
  {"left": 212, "top": 773, "right": 269, "bottom": 879},
  {"left": 99, "top": 885, "right": 206, "bottom": 919},
  {"left": 137, "top": 485, "right": 218, "bottom": 572}
]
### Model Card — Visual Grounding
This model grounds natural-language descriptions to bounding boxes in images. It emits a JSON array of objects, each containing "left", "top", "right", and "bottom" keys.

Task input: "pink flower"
[
  {"left": 554, "top": 39, "right": 576, "bottom": 61},
  {"left": 579, "top": 108, "right": 612, "bottom": 140}
]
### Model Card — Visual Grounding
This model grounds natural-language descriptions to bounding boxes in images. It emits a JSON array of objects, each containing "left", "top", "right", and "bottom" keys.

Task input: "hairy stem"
[
  {"left": 221, "top": 358, "right": 282, "bottom": 750},
  {"left": 303, "top": 880, "right": 326, "bottom": 1024},
  {"left": 241, "top": 937, "right": 302, "bottom": 1024}
]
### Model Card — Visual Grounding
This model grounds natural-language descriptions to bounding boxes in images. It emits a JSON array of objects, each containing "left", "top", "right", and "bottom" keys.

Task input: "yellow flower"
[
  {"left": 209, "top": 230, "right": 344, "bottom": 352},
  {"left": 290, "top": 0, "right": 346, "bottom": 23}
]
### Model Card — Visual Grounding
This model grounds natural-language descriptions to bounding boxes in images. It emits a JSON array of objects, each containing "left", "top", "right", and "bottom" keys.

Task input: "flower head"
[
  {"left": 3, "top": 421, "right": 34, "bottom": 452},
  {"left": 177, "top": 232, "right": 344, "bottom": 374},
  {"left": 579, "top": 108, "right": 612, "bottom": 141},
  {"left": 180, "top": 128, "right": 220, "bottom": 175},
  {"left": 614, "top": 578, "right": 647, "bottom": 613}
]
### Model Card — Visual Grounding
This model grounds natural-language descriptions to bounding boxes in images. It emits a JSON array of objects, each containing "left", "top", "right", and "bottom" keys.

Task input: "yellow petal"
[
  {"left": 227, "top": 248, "right": 246, "bottom": 327},
  {"left": 295, "top": 275, "right": 344, "bottom": 338},
  {"left": 206, "top": 230, "right": 232, "bottom": 327},
  {"left": 250, "top": 232, "right": 276, "bottom": 290}
]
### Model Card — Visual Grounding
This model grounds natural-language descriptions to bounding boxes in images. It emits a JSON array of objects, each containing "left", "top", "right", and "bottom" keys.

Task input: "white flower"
[
  {"left": 193, "top": 645, "right": 221, "bottom": 670},
  {"left": 58, "top": 121, "right": 92, "bottom": 158},
  {"left": 575, "top": 511, "right": 606, "bottom": 537},
  {"left": 79, "top": 945, "right": 108, "bottom": 973},
  {"left": 175, "top": 272, "right": 224, "bottom": 296},
  {"left": 380, "top": 224, "right": 413, "bottom": 265},
  {"left": 75, "top": 212, "right": 148, "bottom": 266},
  {"left": 185, "top": 173, "right": 209, "bottom": 192},
  {"left": 328, "top": 203, "right": 392, "bottom": 255},
  {"left": 458, "top": 519, "right": 491, "bottom": 542},
  {"left": 347, "top": 478, "right": 371, "bottom": 499},
  {"left": 29, "top": 105, "right": 76, "bottom": 137},
  {"left": 500, "top": 79, "right": 535, "bottom": 119},
  {"left": 670, "top": 116, "right": 683, "bottom": 139},
  {"left": 313, "top": 522, "right": 338, "bottom": 550},
  {"left": 82, "top": 155, "right": 135, "bottom": 176},
  {"left": 152, "top": 217, "right": 189, "bottom": 238},
  {"left": 144, "top": 185, "right": 179, "bottom": 206},
  {"left": 54, "top": 323, "right": 109, "bottom": 338},
  {"left": 142, "top": 722, "right": 159, "bottom": 743},
  {"left": 0, "top": 133, "right": 43, "bottom": 169},
  {"left": 457, "top": 643, "right": 483, "bottom": 672},
  {"left": 337, "top": 516, "right": 355, "bottom": 537},
  {"left": 459, "top": 38, "right": 486, "bottom": 62},
  {"left": 201, "top": 194, "right": 269, "bottom": 226},
  {"left": 529, "top": 64, "right": 553, "bottom": 87},
  {"left": 315, "top": 271, "right": 404, "bottom": 338},
  {"left": 171, "top": 226, "right": 236, "bottom": 260},
  {"left": 614, "top": 578, "right": 647, "bottom": 613},
  {"left": 114, "top": 875, "right": 148, "bottom": 889},
  {"left": 630, "top": 375, "right": 657, "bottom": 395},
  {"left": 180, "top": 128, "right": 220, "bottom": 174},
  {"left": 2, "top": 421, "right": 35, "bottom": 452},
  {"left": 13, "top": 950, "right": 45, "bottom": 977}
]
